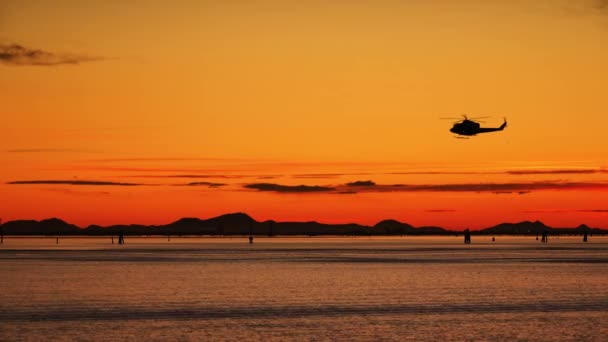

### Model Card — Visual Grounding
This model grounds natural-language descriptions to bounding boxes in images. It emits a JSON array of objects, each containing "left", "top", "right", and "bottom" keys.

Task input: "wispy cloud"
[
  {"left": 42, "top": 188, "right": 112, "bottom": 196},
  {"left": 492, "top": 191, "right": 531, "bottom": 195},
  {"left": 370, "top": 182, "right": 608, "bottom": 193},
  {"left": 596, "top": 0, "right": 608, "bottom": 11},
  {"left": 346, "top": 180, "right": 376, "bottom": 186},
  {"left": 292, "top": 173, "right": 373, "bottom": 179},
  {"left": 524, "top": 209, "right": 608, "bottom": 214},
  {"left": 80, "top": 157, "right": 259, "bottom": 163},
  {"left": 176, "top": 182, "right": 227, "bottom": 188},
  {"left": 7, "top": 180, "right": 143, "bottom": 186},
  {"left": 243, "top": 180, "right": 608, "bottom": 194},
  {"left": 132, "top": 174, "right": 247, "bottom": 179},
  {"left": 6, "top": 148, "right": 94, "bottom": 153},
  {"left": 506, "top": 169, "right": 607, "bottom": 175},
  {"left": 562, "top": 0, "right": 608, "bottom": 16},
  {"left": 244, "top": 183, "right": 335, "bottom": 193},
  {"left": 71, "top": 166, "right": 242, "bottom": 173},
  {"left": 389, "top": 168, "right": 607, "bottom": 176},
  {"left": 387, "top": 171, "right": 487, "bottom": 175},
  {"left": 0, "top": 44, "right": 105, "bottom": 66},
  {"left": 293, "top": 173, "right": 345, "bottom": 179}
]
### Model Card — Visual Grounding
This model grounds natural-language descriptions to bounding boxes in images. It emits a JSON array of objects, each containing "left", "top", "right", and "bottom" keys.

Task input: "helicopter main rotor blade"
[{"left": 440, "top": 115, "right": 492, "bottom": 120}]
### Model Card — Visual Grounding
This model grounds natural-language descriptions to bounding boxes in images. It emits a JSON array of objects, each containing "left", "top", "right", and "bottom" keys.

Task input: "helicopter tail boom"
[{"left": 474, "top": 119, "right": 507, "bottom": 134}]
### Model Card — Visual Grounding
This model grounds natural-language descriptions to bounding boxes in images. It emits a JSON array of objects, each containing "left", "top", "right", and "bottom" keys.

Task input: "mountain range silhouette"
[{"left": 0, "top": 213, "right": 605, "bottom": 236}]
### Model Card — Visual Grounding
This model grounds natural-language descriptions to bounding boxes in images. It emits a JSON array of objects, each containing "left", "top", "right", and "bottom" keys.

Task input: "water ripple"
[{"left": 3, "top": 300, "right": 608, "bottom": 322}]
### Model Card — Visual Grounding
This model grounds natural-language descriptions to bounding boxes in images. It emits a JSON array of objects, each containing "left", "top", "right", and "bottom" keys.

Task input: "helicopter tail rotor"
[{"left": 500, "top": 117, "right": 507, "bottom": 130}]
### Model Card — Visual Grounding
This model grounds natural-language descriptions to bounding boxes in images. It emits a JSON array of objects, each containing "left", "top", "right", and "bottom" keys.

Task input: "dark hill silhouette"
[
  {"left": 479, "top": 221, "right": 605, "bottom": 235},
  {"left": 374, "top": 220, "right": 415, "bottom": 235},
  {"left": 417, "top": 226, "right": 450, "bottom": 234},
  {"left": 2, "top": 218, "right": 80, "bottom": 235},
  {"left": 481, "top": 220, "right": 550, "bottom": 235},
  {"left": 271, "top": 221, "right": 369, "bottom": 236},
  {"left": 0, "top": 214, "right": 606, "bottom": 236}
]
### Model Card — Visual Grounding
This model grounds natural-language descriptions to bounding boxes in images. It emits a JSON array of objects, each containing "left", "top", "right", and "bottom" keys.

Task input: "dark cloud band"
[
  {"left": 244, "top": 183, "right": 335, "bottom": 192},
  {"left": 7, "top": 180, "right": 142, "bottom": 186},
  {"left": 177, "top": 182, "right": 227, "bottom": 187},
  {"left": 506, "top": 169, "right": 607, "bottom": 175},
  {"left": 243, "top": 180, "right": 608, "bottom": 194},
  {"left": 0, "top": 44, "right": 105, "bottom": 66}
]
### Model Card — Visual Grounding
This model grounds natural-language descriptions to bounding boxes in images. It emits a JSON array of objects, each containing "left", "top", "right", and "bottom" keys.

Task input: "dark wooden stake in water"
[
  {"left": 1, "top": 219, "right": 3, "bottom": 244},
  {"left": 249, "top": 220, "right": 254, "bottom": 244}
]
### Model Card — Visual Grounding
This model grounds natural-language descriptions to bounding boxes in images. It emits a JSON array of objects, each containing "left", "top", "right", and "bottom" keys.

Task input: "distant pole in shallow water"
[
  {"left": 111, "top": 235, "right": 114, "bottom": 244},
  {"left": 1, "top": 219, "right": 3, "bottom": 244},
  {"left": 56, "top": 237, "right": 59, "bottom": 244},
  {"left": 249, "top": 219, "right": 254, "bottom": 244},
  {"left": 583, "top": 230, "right": 588, "bottom": 243}
]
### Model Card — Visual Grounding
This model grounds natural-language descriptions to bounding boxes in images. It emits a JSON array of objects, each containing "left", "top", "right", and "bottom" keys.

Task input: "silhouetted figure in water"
[
  {"left": 536, "top": 234, "right": 539, "bottom": 241},
  {"left": 464, "top": 229, "right": 471, "bottom": 244},
  {"left": 492, "top": 236, "right": 495, "bottom": 242},
  {"left": 111, "top": 235, "right": 114, "bottom": 244},
  {"left": 583, "top": 230, "right": 588, "bottom": 242},
  {"left": 118, "top": 231, "right": 125, "bottom": 245},
  {"left": 541, "top": 230, "right": 548, "bottom": 243},
  {"left": 249, "top": 235, "right": 254, "bottom": 244},
  {"left": 0, "top": 222, "right": 3, "bottom": 244}
]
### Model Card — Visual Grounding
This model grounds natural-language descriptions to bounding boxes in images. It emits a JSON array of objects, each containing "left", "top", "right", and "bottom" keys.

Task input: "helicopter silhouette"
[{"left": 444, "top": 115, "right": 507, "bottom": 137}]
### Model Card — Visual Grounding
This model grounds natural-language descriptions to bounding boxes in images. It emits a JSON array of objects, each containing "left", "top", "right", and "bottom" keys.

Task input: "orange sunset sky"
[{"left": 1, "top": 0, "right": 608, "bottom": 229}]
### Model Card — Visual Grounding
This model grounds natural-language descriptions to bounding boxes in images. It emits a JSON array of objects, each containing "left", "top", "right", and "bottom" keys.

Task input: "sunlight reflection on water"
[{"left": 1, "top": 236, "right": 607, "bottom": 341}]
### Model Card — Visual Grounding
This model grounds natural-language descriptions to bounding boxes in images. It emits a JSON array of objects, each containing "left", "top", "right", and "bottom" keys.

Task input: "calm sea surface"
[{"left": 1, "top": 236, "right": 607, "bottom": 341}]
